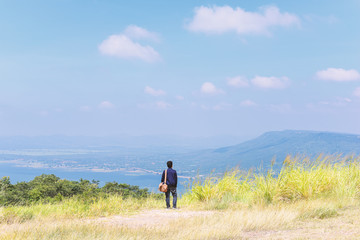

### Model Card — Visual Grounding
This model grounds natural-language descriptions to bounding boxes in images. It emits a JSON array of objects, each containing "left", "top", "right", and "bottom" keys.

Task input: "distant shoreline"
[{"left": 0, "top": 159, "right": 192, "bottom": 179}]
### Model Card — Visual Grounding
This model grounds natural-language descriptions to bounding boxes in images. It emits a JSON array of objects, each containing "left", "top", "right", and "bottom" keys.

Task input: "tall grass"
[
  {"left": 0, "top": 194, "right": 163, "bottom": 223},
  {"left": 183, "top": 155, "right": 360, "bottom": 208}
]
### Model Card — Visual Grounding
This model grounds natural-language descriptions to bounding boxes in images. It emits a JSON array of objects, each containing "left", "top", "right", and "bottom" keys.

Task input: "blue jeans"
[{"left": 165, "top": 186, "right": 177, "bottom": 208}]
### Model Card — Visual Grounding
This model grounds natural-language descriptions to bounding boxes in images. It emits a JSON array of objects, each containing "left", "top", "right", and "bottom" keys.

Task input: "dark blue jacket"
[{"left": 161, "top": 168, "right": 177, "bottom": 188}]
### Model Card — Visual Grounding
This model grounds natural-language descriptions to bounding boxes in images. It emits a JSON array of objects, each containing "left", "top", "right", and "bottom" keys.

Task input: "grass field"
[{"left": 1, "top": 155, "right": 360, "bottom": 239}]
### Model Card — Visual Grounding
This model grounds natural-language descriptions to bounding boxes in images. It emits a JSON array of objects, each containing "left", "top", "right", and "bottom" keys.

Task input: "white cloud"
[
  {"left": 39, "top": 111, "right": 49, "bottom": 116},
  {"left": 200, "top": 82, "right": 224, "bottom": 95},
  {"left": 144, "top": 86, "right": 166, "bottom": 96},
  {"left": 354, "top": 87, "right": 360, "bottom": 97},
  {"left": 340, "top": 97, "right": 352, "bottom": 103},
  {"left": 138, "top": 101, "right": 172, "bottom": 110},
  {"left": 80, "top": 106, "right": 92, "bottom": 112},
  {"left": 251, "top": 76, "right": 289, "bottom": 89},
  {"left": 316, "top": 68, "right": 360, "bottom": 82},
  {"left": 333, "top": 97, "right": 352, "bottom": 107},
  {"left": 200, "top": 104, "right": 210, "bottom": 110},
  {"left": 310, "top": 97, "right": 353, "bottom": 109},
  {"left": 99, "top": 35, "right": 160, "bottom": 62},
  {"left": 175, "top": 95, "right": 184, "bottom": 100},
  {"left": 227, "top": 76, "right": 249, "bottom": 88},
  {"left": 213, "top": 102, "right": 232, "bottom": 111},
  {"left": 99, "top": 25, "right": 160, "bottom": 62},
  {"left": 99, "top": 101, "right": 115, "bottom": 109},
  {"left": 318, "top": 101, "right": 330, "bottom": 105},
  {"left": 124, "top": 25, "right": 160, "bottom": 42},
  {"left": 186, "top": 5, "right": 299, "bottom": 35},
  {"left": 156, "top": 101, "right": 172, "bottom": 109},
  {"left": 240, "top": 100, "right": 257, "bottom": 107}
]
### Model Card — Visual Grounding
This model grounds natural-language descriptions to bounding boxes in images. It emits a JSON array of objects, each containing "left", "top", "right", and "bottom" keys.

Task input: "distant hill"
[{"left": 180, "top": 130, "right": 360, "bottom": 173}]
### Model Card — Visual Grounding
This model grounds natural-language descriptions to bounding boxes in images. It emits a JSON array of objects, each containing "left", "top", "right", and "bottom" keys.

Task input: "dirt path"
[
  {"left": 91, "top": 209, "right": 215, "bottom": 228},
  {"left": 2, "top": 207, "right": 360, "bottom": 239},
  {"left": 90, "top": 207, "right": 360, "bottom": 239}
]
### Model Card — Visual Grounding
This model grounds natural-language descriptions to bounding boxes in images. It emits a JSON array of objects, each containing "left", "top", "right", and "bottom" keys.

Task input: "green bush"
[{"left": 0, "top": 174, "right": 155, "bottom": 206}]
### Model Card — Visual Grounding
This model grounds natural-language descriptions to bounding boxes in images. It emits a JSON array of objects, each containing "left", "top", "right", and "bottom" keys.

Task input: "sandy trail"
[
  {"left": 90, "top": 207, "right": 360, "bottom": 239},
  {"left": 1, "top": 207, "right": 360, "bottom": 239},
  {"left": 90, "top": 209, "right": 214, "bottom": 228}
]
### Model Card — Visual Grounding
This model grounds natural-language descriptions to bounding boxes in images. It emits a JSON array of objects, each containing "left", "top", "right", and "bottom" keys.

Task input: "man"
[{"left": 161, "top": 161, "right": 177, "bottom": 209}]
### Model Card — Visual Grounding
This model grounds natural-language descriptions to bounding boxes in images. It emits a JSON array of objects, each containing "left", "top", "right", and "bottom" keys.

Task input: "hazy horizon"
[{"left": 1, "top": 129, "right": 359, "bottom": 151}]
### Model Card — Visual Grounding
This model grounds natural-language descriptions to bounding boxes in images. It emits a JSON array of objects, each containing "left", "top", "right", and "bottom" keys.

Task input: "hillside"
[{"left": 182, "top": 130, "right": 360, "bottom": 173}]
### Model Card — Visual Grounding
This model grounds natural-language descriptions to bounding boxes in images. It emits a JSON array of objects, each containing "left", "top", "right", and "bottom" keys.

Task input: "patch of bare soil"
[
  {"left": 91, "top": 206, "right": 360, "bottom": 239},
  {"left": 91, "top": 209, "right": 214, "bottom": 228}
]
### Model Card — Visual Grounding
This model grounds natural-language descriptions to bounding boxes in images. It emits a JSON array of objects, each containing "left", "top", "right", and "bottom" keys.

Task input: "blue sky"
[{"left": 0, "top": 0, "right": 359, "bottom": 137}]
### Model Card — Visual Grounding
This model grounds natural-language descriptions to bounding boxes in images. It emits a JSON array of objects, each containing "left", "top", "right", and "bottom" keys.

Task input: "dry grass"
[
  {"left": 1, "top": 201, "right": 360, "bottom": 240},
  {"left": 0, "top": 207, "right": 297, "bottom": 239},
  {"left": 0, "top": 195, "right": 163, "bottom": 224}
]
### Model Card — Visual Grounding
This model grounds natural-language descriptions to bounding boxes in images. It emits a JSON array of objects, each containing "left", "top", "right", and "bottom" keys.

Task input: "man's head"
[{"left": 167, "top": 161, "right": 173, "bottom": 168}]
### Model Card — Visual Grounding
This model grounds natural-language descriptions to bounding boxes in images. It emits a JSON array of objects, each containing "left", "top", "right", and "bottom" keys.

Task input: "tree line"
[{"left": 0, "top": 174, "right": 157, "bottom": 206}]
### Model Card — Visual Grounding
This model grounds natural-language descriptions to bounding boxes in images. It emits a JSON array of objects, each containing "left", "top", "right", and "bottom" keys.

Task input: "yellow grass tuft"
[
  {"left": 183, "top": 155, "right": 360, "bottom": 208},
  {"left": 0, "top": 194, "right": 163, "bottom": 223}
]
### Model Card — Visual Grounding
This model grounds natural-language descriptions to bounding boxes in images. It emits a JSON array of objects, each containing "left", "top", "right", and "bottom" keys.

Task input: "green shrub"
[{"left": 0, "top": 174, "right": 154, "bottom": 206}]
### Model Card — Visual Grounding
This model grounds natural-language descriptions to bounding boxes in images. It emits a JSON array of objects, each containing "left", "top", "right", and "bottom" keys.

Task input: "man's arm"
[
  {"left": 175, "top": 171, "right": 177, "bottom": 188},
  {"left": 161, "top": 170, "right": 165, "bottom": 183}
]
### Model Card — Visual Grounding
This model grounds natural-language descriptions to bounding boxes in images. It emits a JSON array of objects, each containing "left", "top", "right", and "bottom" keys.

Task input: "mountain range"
[{"left": 179, "top": 130, "right": 360, "bottom": 173}]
